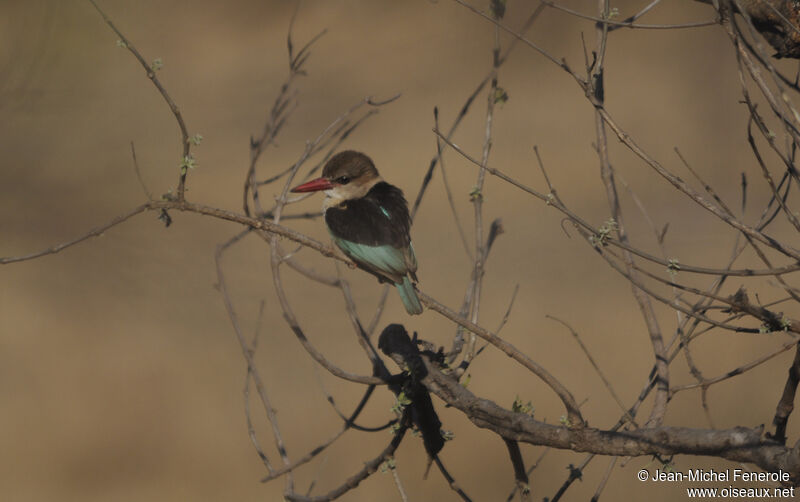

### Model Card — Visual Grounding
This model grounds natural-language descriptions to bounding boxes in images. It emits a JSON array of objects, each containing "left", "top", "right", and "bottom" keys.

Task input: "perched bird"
[{"left": 291, "top": 151, "right": 423, "bottom": 315}]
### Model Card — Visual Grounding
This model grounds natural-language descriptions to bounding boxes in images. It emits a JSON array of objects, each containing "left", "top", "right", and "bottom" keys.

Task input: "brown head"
[
  {"left": 322, "top": 151, "right": 379, "bottom": 184},
  {"left": 291, "top": 151, "right": 382, "bottom": 204}
]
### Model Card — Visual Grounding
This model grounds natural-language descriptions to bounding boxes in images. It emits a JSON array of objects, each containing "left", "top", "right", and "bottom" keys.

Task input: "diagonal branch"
[
  {"left": 381, "top": 334, "right": 800, "bottom": 477},
  {"left": 417, "top": 291, "right": 584, "bottom": 426},
  {"left": 282, "top": 427, "right": 408, "bottom": 502}
]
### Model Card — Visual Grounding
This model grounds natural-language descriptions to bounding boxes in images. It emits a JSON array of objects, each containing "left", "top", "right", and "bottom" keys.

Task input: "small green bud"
[{"left": 493, "top": 87, "right": 509, "bottom": 105}]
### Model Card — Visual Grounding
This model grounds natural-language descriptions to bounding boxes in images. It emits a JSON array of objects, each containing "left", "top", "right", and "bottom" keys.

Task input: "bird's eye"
[{"left": 336, "top": 176, "right": 350, "bottom": 185}]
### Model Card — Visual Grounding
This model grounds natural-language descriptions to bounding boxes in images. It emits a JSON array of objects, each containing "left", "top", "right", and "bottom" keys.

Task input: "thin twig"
[
  {"left": 215, "top": 238, "right": 294, "bottom": 490},
  {"left": 541, "top": 0, "right": 717, "bottom": 29},
  {"left": 547, "top": 316, "right": 638, "bottom": 427},
  {"left": 388, "top": 458, "right": 409, "bottom": 502},
  {"left": 589, "top": 0, "right": 668, "bottom": 427},
  {"left": 671, "top": 340, "right": 797, "bottom": 394},
  {"left": 433, "top": 107, "right": 472, "bottom": 258},
  {"left": 130, "top": 141, "right": 153, "bottom": 200},
  {"left": 432, "top": 129, "right": 800, "bottom": 277},
  {"left": 283, "top": 428, "right": 408, "bottom": 502},
  {"left": 417, "top": 290, "right": 584, "bottom": 426},
  {"left": 434, "top": 456, "right": 474, "bottom": 502},
  {"left": 590, "top": 456, "right": 618, "bottom": 502},
  {"left": 88, "top": 0, "right": 192, "bottom": 200},
  {"left": 411, "top": 3, "right": 547, "bottom": 218},
  {"left": 463, "top": 3, "right": 502, "bottom": 371}
]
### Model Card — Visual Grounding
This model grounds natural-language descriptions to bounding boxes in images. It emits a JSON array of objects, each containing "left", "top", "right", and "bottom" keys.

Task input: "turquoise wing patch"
[
  {"left": 406, "top": 242, "right": 418, "bottom": 271},
  {"left": 334, "top": 238, "right": 407, "bottom": 278}
]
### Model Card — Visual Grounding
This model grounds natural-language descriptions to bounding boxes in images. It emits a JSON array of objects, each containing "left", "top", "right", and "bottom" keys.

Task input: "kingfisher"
[{"left": 291, "top": 151, "right": 423, "bottom": 315}]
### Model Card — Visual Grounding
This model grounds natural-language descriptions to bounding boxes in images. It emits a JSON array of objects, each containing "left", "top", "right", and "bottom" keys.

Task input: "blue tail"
[{"left": 396, "top": 277, "right": 423, "bottom": 315}]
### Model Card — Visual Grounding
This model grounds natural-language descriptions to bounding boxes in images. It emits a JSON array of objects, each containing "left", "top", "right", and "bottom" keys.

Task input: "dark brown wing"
[{"left": 325, "top": 182, "right": 412, "bottom": 249}]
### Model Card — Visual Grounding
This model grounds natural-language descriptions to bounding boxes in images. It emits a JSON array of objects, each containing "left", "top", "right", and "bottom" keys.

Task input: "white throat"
[{"left": 321, "top": 176, "right": 382, "bottom": 211}]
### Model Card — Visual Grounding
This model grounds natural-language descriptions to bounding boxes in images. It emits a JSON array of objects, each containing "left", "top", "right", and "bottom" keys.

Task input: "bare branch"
[
  {"left": 88, "top": 0, "right": 193, "bottom": 200},
  {"left": 386, "top": 342, "right": 800, "bottom": 476},
  {"left": 282, "top": 427, "right": 407, "bottom": 502},
  {"left": 547, "top": 316, "right": 638, "bottom": 427},
  {"left": 541, "top": 0, "right": 718, "bottom": 29},
  {"left": 417, "top": 290, "right": 584, "bottom": 426}
]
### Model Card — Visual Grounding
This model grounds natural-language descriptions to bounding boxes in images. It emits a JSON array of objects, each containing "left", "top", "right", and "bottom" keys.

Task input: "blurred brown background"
[{"left": 3, "top": 0, "right": 799, "bottom": 500}]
